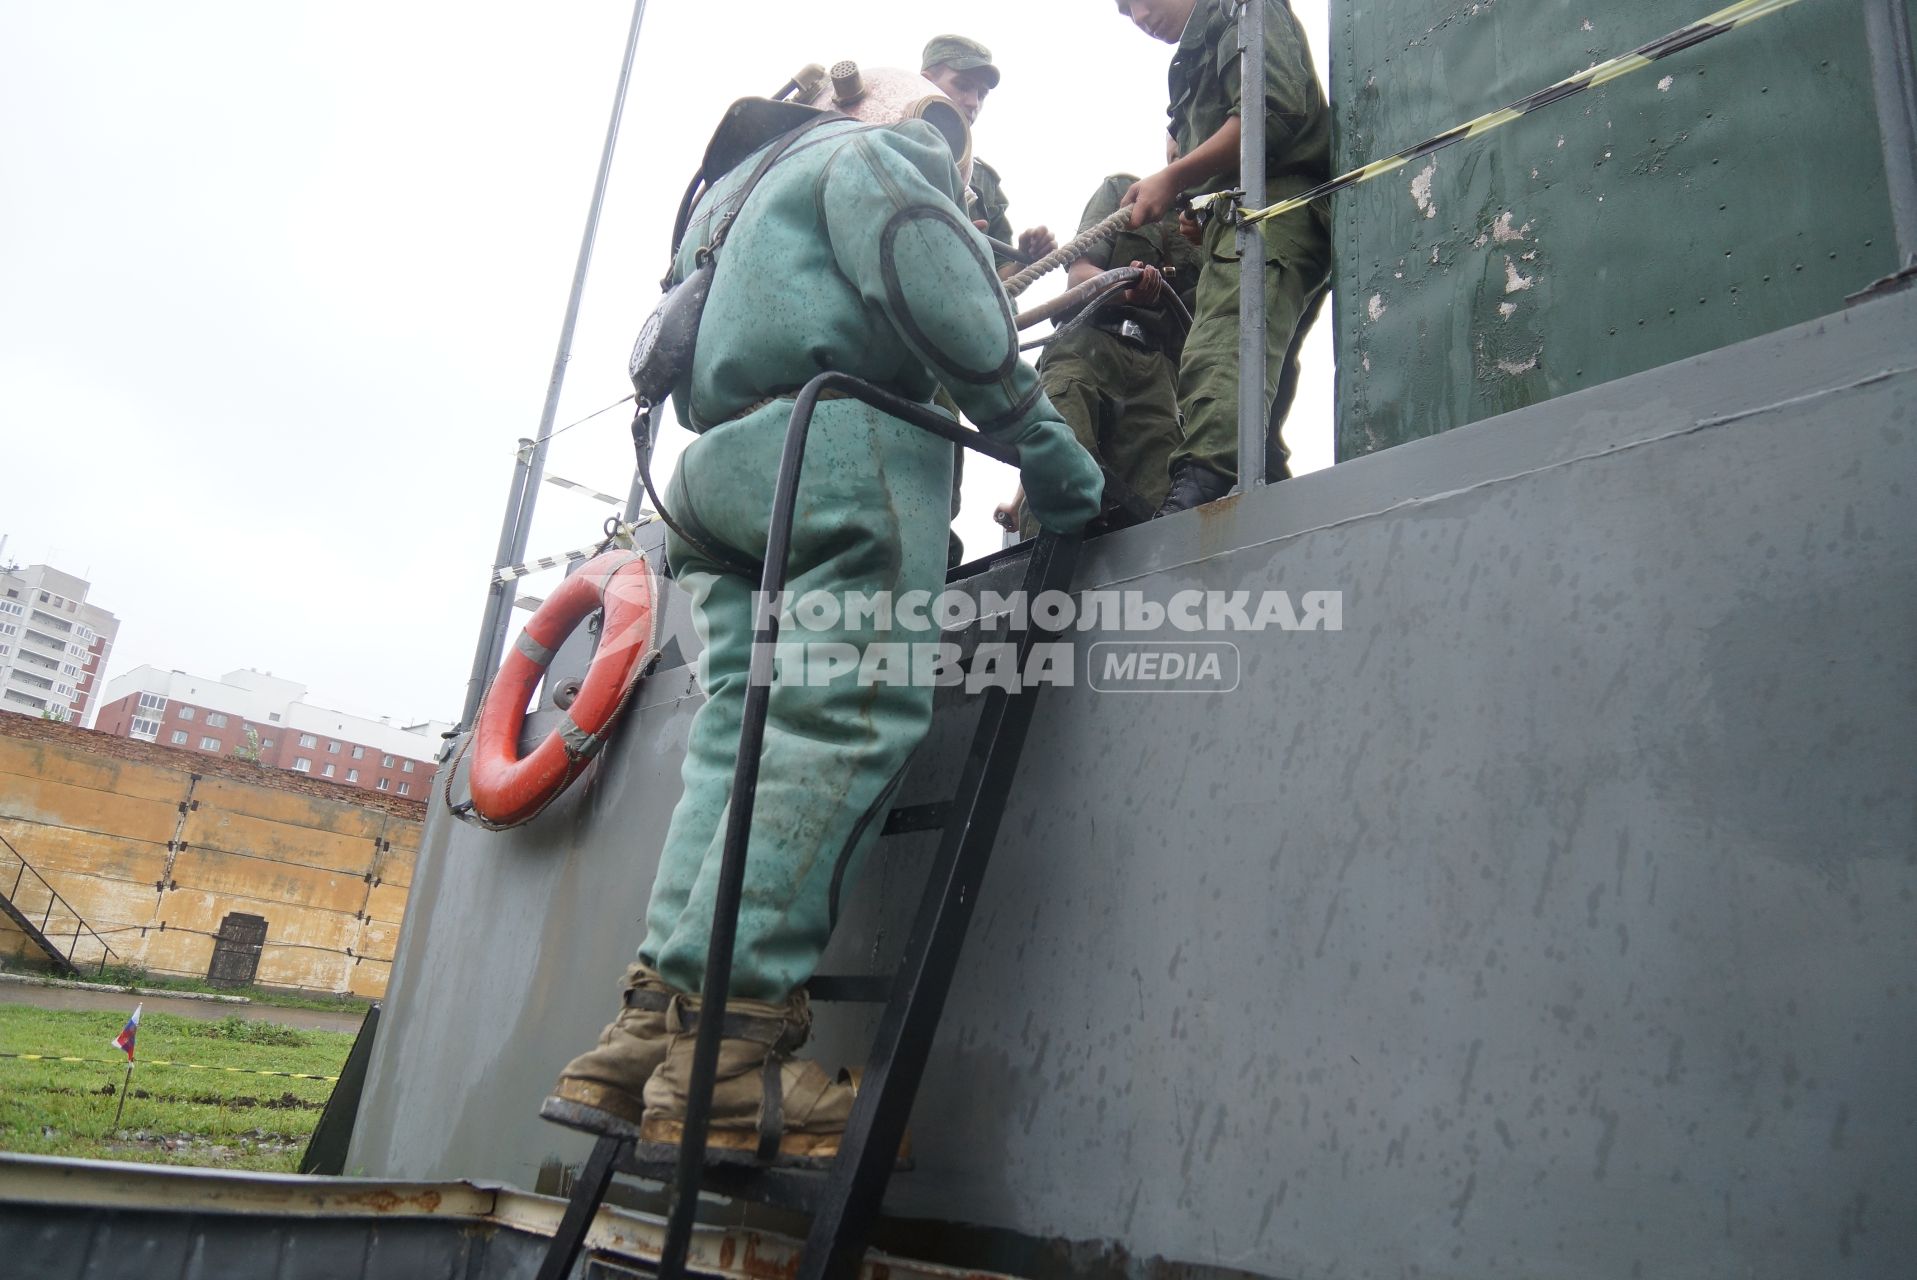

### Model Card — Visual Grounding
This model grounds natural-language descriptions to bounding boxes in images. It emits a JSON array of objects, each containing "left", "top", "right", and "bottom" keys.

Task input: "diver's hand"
[{"left": 1010, "top": 421, "right": 1103, "bottom": 532}]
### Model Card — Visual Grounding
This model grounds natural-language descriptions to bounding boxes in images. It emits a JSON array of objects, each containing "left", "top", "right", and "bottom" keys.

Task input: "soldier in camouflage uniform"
[
  {"left": 1116, "top": 0, "right": 1333, "bottom": 514},
  {"left": 1002, "top": 164, "right": 1205, "bottom": 536},
  {"left": 920, "top": 35, "right": 1058, "bottom": 564},
  {"left": 920, "top": 35, "right": 1057, "bottom": 273}
]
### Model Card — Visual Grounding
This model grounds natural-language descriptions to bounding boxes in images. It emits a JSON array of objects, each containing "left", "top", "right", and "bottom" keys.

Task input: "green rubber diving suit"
[{"left": 639, "top": 117, "right": 1102, "bottom": 1003}]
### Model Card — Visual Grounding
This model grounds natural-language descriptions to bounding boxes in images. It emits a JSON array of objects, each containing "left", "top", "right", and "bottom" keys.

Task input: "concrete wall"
[
  {"left": 0, "top": 716, "right": 421, "bottom": 996},
  {"left": 352, "top": 288, "right": 1916, "bottom": 1279}
]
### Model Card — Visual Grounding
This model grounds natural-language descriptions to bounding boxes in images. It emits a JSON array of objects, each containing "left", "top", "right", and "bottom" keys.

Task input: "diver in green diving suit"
[{"left": 541, "top": 93, "right": 1103, "bottom": 1162}]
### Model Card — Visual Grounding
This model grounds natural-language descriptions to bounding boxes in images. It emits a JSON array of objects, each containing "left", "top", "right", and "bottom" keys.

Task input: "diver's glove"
[{"left": 1005, "top": 419, "right": 1104, "bottom": 533}]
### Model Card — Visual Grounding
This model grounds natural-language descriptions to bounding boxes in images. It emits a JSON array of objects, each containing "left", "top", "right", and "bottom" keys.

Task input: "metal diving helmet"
[{"left": 794, "top": 61, "right": 975, "bottom": 192}]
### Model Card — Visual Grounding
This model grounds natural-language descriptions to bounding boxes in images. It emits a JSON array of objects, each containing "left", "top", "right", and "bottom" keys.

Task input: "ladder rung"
[
  {"left": 881, "top": 803, "right": 948, "bottom": 835},
  {"left": 616, "top": 1145, "right": 828, "bottom": 1214},
  {"left": 804, "top": 974, "right": 893, "bottom": 1003}
]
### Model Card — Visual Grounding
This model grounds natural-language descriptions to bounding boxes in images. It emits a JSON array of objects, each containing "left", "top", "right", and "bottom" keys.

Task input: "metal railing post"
[
  {"left": 499, "top": 0, "right": 651, "bottom": 652},
  {"left": 1864, "top": 0, "right": 1917, "bottom": 270},
  {"left": 460, "top": 439, "right": 538, "bottom": 726},
  {"left": 1236, "top": 0, "right": 1270, "bottom": 493},
  {"left": 459, "top": 0, "right": 649, "bottom": 730}
]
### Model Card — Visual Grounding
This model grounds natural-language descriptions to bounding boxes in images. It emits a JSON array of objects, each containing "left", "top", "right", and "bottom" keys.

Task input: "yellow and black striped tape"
[
  {"left": 1, "top": 1052, "right": 338, "bottom": 1082},
  {"left": 1223, "top": 0, "right": 1812, "bottom": 226}
]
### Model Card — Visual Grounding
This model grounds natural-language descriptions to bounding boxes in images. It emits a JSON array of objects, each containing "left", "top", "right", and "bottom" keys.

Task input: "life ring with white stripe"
[{"left": 469, "top": 549, "right": 661, "bottom": 827}]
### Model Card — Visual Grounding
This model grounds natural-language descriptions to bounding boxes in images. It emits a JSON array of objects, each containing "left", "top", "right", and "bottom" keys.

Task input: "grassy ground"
[
  {"left": 0, "top": 1004, "right": 355, "bottom": 1171},
  {"left": 92, "top": 964, "right": 376, "bottom": 1014},
  {"left": 1, "top": 958, "right": 376, "bottom": 1014}
]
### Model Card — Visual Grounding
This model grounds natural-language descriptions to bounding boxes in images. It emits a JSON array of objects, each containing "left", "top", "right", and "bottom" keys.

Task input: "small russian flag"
[{"left": 112, "top": 1004, "right": 142, "bottom": 1062}]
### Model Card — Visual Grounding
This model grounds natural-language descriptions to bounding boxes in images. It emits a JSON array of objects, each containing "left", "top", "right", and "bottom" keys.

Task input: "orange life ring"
[{"left": 470, "top": 549, "right": 661, "bottom": 826}]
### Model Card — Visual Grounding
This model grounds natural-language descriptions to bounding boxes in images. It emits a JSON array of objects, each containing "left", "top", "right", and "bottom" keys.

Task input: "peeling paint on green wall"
[{"left": 1332, "top": 0, "right": 1909, "bottom": 458}]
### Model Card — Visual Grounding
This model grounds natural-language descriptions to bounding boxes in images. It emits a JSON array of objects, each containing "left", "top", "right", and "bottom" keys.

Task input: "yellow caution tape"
[
  {"left": 1, "top": 1052, "right": 338, "bottom": 1082},
  {"left": 1217, "top": 0, "right": 1813, "bottom": 226}
]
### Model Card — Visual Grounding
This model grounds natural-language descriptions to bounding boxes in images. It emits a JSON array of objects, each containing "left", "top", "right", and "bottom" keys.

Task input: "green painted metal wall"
[{"left": 1329, "top": 0, "right": 1909, "bottom": 459}]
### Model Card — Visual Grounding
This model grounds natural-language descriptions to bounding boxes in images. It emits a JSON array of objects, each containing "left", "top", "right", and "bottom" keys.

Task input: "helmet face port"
[{"left": 911, "top": 96, "right": 971, "bottom": 171}]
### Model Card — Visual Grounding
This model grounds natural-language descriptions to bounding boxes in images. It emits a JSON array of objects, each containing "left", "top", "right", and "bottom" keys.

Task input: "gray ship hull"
[{"left": 350, "top": 287, "right": 1917, "bottom": 1279}]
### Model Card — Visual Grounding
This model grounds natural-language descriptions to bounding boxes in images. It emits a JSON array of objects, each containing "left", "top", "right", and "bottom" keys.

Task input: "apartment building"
[
  {"left": 0, "top": 562, "right": 121, "bottom": 727},
  {"left": 95, "top": 666, "right": 448, "bottom": 797}
]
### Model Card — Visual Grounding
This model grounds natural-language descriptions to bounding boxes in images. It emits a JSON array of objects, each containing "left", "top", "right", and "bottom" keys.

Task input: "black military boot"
[{"left": 1154, "top": 461, "right": 1234, "bottom": 517}]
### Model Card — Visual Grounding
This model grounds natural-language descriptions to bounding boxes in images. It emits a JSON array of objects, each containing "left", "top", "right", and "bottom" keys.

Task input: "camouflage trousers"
[
  {"left": 1172, "top": 210, "right": 1330, "bottom": 483},
  {"left": 1021, "top": 323, "right": 1182, "bottom": 535}
]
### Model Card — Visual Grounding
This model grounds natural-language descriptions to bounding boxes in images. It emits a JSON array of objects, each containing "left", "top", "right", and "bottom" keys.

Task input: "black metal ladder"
[{"left": 534, "top": 373, "right": 1081, "bottom": 1280}]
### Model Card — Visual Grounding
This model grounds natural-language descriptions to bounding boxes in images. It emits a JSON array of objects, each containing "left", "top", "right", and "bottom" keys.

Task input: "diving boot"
[
  {"left": 640, "top": 987, "right": 892, "bottom": 1168},
  {"left": 539, "top": 962, "right": 676, "bottom": 1138},
  {"left": 1154, "top": 460, "right": 1234, "bottom": 517}
]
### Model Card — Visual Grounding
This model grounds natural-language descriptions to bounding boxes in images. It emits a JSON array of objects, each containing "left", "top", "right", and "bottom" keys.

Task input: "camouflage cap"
[{"left": 921, "top": 35, "right": 1001, "bottom": 88}]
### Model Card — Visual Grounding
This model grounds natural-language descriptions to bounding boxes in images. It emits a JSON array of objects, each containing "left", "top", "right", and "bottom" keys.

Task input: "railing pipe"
[
  {"left": 461, "top": 439, "right": 538, "bottom": 726},
  {"left": 459, "top": 0, "right": 649, "bottom": 727},
  {"left": 1, "top": 834, "right": 117, "bottom": 970},
  {"left": 1864, "top": 0, "right": 1917, "bottom": 269},
  {"left": 1235, "top": 0, "right": 1269, "bottom": 493},
  {"left": 494, "top": 0, "right": 652, "bottom": 676}
]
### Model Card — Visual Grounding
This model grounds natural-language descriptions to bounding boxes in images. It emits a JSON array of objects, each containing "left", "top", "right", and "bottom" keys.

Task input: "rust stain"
[
  {"left": 1196, "top": 489, "right": 1244, "bottom": 560},
  {"left": 741, "top": 1231, "right": 802, "bottom": 1280},
  {"left": 341, "top": 1187, "right": 444, "bottom": 1214},
  {"left": 1198, "top": 491, "right": 1243, "bottom": 521}
]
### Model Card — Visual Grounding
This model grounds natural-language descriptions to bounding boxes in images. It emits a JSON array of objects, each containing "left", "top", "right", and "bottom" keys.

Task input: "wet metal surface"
[
  {"left": 1332, "top": 0, "right": 1903, "bottom": 459},
  {"left": 355, "top": 290, "right": 1917, "bottom": 1279},
  {"left": 1, "top": 1156, "right": 528, "bottom": 1280},
  {"left": 0, "top": 1153, "right": 1012, "bottom": 1280}
]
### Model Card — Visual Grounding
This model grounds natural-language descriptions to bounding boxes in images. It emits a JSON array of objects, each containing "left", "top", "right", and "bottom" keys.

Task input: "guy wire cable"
[
  {"left": 529, "top": 392, "right": 637, "bottom": 450},
  {"left": 1210, "top": 0, "right": 1813, "bottom": 227}
]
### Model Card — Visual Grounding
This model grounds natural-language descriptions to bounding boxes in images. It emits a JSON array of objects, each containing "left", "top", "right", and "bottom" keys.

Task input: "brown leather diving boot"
[
  {"left": 639, "top": 987, "right": 897, "bottom": 1168},
  {"left": 539, "top": 962, "right": 676, "bottom": 1138}
]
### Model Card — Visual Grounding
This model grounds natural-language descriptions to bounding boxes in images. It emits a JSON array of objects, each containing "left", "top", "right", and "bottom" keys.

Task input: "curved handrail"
[{"left": 0, "top": 831, "right": 118, "bottom": 975}]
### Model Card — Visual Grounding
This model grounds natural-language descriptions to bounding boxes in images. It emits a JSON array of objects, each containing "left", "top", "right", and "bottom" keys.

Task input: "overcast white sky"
[{"left": 0, "top": 0, "right": 1333, "bottom": 725}]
